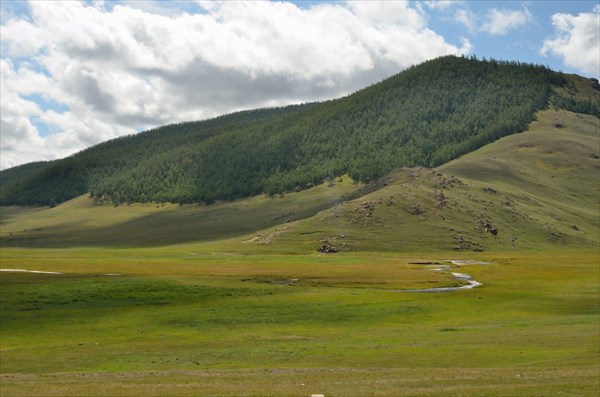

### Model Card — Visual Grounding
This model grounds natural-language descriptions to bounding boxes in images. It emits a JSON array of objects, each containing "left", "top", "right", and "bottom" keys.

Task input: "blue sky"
[{"left": 1, "top": 0, "right": 598, "bottom": 169}]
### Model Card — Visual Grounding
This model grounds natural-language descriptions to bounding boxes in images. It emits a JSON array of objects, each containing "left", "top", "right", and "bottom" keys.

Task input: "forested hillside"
[{"left": 1, "top": 55, "right": 589, "bottom": 206}]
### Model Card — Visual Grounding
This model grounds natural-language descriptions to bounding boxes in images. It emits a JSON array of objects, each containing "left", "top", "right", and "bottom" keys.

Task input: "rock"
[
  {"left": 436, "top": 175, "right": 465, "bottom": 189},
  {"left": 317, "top": 240, "right": 338, "bottom": 253},
  {"left": 434, "top": 191, "right": 446, "bottom": 208},
  {"left": 486, "top": 225, "right": 498, "bottom": 236},
  {"left": 481, "top": 221, "right": 498, "bottom": 235},
  {"left": 359, "top": 200, "right": 376, "bottom": 217},
  {"left": 410, "top": 205, "right": 425, "bottom": 215}
]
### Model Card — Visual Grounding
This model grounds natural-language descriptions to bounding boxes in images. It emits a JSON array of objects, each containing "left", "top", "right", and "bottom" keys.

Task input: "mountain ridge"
[{"left": 4, "top": 55, "right": 591, "bottom": 207}]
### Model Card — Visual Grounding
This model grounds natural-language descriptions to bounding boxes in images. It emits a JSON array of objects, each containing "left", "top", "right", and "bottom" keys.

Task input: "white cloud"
[
  {"left": 453, "top": 8, "right": 477, "bottom": 33},
  {"left": 0, "top": 59, "right": 131, "bottom": 168},
  {"left": 0, "top": 0, "right": 470, "bottom": 170},
  {"left": 481, "top": 7, "right": 532, "bottom": 35},
  {"left": 424, "top": 1, "right": 460, "bottom": 11},
  {"left": 541, "top": 5, "right": 600, "bottom": 77}
]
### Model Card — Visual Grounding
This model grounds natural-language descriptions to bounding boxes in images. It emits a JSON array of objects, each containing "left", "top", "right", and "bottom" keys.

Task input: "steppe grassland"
[{"left": 1, "top": 247, "right": 598, "bottom": 396}]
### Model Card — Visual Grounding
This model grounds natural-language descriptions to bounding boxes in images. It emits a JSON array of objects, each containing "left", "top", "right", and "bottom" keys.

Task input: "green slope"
[
  {"left": 1, "top": 106, "right": 598, "bottom": 252},
  {"left": 0, "top": 176, "right": 370, "bottom": 247},
  {"left": 1, "top": 56, "right": 567, "bottom": 206},
  {"left": 263, "top": 108, "right": 599, "bottom": 253}
]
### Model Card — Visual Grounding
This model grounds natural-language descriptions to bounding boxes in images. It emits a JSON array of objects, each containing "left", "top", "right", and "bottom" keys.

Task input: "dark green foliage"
[
  {"left": 551, "top": 95, "right": 600, "bottom": 118},
  {"left": 0, "top": 56, "right": 566, "bottom": 206},
  {"left": 0, "top": 161, "right": 49, "bottom": 186}
]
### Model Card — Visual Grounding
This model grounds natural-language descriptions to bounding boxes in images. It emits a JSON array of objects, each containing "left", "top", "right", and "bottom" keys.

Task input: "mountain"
[
  {"left": 1, "top": 105, "right": 597, "bottom": 251},
  {"left": 1, "top": 57, "right": 598, "bottom": 252},
  {"left": 3, "top": 55, "right": 591, "bottom": 207}
]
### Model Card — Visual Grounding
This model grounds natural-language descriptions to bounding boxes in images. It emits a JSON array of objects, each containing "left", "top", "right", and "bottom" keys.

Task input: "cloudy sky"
[{"left": 1, "top": 1, "right": 598, "bottom": 170}]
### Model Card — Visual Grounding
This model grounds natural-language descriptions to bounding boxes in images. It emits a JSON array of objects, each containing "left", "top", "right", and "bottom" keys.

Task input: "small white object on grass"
[{"left": 311, "top": 394, "right": 325, "bottom": 397}]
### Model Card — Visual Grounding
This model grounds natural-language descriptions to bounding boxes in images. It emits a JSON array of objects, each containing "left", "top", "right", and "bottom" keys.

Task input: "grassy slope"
[
  {"left": 263, "top": 109, "right": 599, "bottom": 253},
  {"left": 0, "top": 177, "right": 369, "bottom": 248}
]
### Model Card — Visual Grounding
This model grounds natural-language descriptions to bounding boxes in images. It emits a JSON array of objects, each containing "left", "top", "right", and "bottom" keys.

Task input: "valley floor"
[{"left": 1, "top": 248, "right": 598, "bottom": 396}]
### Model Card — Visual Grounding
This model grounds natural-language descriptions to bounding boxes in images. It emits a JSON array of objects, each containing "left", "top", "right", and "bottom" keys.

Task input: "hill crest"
[{"left": 4, "top": 55, "right": 591, "bottom": 207}]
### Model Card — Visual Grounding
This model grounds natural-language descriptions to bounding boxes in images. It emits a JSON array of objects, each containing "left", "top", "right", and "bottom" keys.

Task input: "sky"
[{"left": 1, "top": 0, "right": 598, "bottom": 170}]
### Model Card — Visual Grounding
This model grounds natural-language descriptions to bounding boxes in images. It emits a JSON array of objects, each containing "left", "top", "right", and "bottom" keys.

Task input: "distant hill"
[{"left": 1, "top": 55, "right": 597, "bottom": 207}]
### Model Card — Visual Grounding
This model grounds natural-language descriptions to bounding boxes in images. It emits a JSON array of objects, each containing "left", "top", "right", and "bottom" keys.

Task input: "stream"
[
  {"left": 403, "top": 271, "right": 482, "bottom": 293},
  {"left": 401, "top": 261, "right": 488, "bottom": 293}
]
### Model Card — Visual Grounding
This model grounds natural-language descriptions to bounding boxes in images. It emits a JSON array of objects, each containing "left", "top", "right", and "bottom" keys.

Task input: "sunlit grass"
[{"left": 1, "top": 249, "right": 598, "bottom": 396}]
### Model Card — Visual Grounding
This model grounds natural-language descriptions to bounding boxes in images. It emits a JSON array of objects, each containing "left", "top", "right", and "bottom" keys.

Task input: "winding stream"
[
  {"left": 401, "top": 261, "right": 488, "bottom": 293},
  {"left": 403, "top": 271, "right": 482, "bottom": 293}
]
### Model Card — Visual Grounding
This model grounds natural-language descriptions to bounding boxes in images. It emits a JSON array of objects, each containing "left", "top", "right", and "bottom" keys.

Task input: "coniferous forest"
[{"left": 1, "top": 55, "right": 593, "bottom": 206}]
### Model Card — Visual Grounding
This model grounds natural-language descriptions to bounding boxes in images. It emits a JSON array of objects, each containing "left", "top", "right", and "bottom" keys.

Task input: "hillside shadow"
[{"left": 0, "top": 187, "right": 379, "bottom": 249}]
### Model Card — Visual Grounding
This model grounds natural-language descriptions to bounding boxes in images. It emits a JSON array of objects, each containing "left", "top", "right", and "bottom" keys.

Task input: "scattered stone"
[
  {"left": 436, "top": 175, "right": 465, "bottom": 189},
  {"left": 571, "top": 225, "right": 579, "bottom": 231},
  {"left": 317, "top": 240, "right": 338, "bottom": 253},
  {"left": 453, "top": 235, "right": 484, "bottom": 251},
  {"left": 434, "top": 191, "right": 446, "bottom": 208},
  {"left": 359, "top": 200, "right": 376, "bottom": 217},
  {"left": 543, "top": 224, "right": 567, "bottom": 243},
  {"left": 484, "top": 223, "right": 498, "bottom": 236},
  {"left": 476, "top": 219, "right": 499, "bottom": 236},
  {"left": 482, "top": 187, "right": 498, "bottom": 195},
  {"left": 410, "top": 205, "right": 425, "bottom": 215},
  {"left": 502, "top": 196, "right": 514, "bottom": 206}
]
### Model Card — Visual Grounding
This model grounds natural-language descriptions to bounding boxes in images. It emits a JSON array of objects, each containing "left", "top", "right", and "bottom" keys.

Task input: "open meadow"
[{"left": 1, "top": 243, "right": 598, "bottom": 396}]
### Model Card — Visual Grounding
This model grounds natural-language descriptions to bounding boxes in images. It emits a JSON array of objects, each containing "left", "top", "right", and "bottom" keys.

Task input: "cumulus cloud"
[
  {"left": 481, "top": 7, "right": 532, "bottom": 35},
  {"left": 0, "top": 0, "right": 470, "bottom": 170},
  {"left": 541, "top": 5, "right": 600, "bottom": 77}
]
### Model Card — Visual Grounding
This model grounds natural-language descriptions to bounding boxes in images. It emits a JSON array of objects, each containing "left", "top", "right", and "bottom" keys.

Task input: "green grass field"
[
  {"left": 1, "top": 108, "right": 599, "bottom": 396},
  {"left": 1, "top": 248, "right": 598, "bottom": 396}
]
